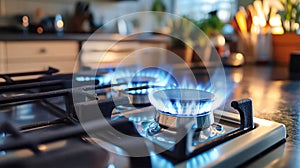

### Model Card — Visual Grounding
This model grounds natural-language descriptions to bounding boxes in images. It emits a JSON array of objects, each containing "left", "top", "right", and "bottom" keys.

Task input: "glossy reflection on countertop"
[{"left": 225, "top": 65, "right": 300, "bottom": 167}]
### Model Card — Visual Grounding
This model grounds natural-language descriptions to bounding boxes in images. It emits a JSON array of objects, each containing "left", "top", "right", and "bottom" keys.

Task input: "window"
[{"left": 174, "top": 0, "right": 237, "bottom": 22}]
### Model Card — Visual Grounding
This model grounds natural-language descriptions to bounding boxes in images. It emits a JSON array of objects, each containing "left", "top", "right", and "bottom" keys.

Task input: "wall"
[
  {"left": 174, "top": 0, "right": 237, "bottom": 22},
  {"left": 1, "top": 0, "right": 141, "bottom": 25},
  {"left": 0, "top": 0, "right": 235, "bottom": 33},
  {"left": 0, "top": 42, "right": 6, "bottom": 73},
  {"left": 0, "top": 0, "right": 176, "bottom": 33}
]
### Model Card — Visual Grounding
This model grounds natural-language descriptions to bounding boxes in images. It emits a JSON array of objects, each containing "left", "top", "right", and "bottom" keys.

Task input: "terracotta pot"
[{"left": 272, "top": 33, "right": 300, "bottom": 65}]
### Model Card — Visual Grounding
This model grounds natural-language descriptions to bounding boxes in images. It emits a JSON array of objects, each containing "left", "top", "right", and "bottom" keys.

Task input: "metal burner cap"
[
  {"left": 153, "top": 89, "right": 214, "bottom": 102},
  {"left": 155, "top": 111, "right": 214, "bottom": 129},
  {"left": 128, "top": 93, "right": 150, "bottom": 105},
  {"left": 131, "top": 76, "right": 157, "bottom": 84},
  {"left": 149, "top": 89, "right": 215, "bottom": 116},
  {"left": 116, "top": 76, "right": 158, "bottom": 87},
  {"left": 122, "top": 85, "right": 158, "bottom": 105}
]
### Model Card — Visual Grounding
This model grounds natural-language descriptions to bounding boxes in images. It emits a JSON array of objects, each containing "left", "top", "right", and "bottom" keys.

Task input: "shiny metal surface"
[
  {"left": 223, "top": 53, "right": 245, "bottom": 67},
  {"left": 109, "top": 102, "right": 286, "bottom": 167},
  {"left": 129, "top": 93, "right": 150, "bottom": 105},
  {"left": 0, "top": 64, "right": 295, "bottom": 167},
  {"left": 149, "top": 89, "right": 215, "bottom": 129},
  {"left": 225, "top": 65, "right": 300, "bottom": 167},
  {"left": 155, "top": 111, "right": 214, "bottom": 129},
  {"left": 0, "top": 101, "right": 60, "bottom": 127},
  {"left": 175, "top": 110, "right": 286, "bottom": 168},
  {"left": 149, "top": 89, "right": 215, "bottom": 116}
]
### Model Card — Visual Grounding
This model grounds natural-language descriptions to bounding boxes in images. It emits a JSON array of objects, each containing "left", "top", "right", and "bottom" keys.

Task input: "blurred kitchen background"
[
  {"left": 0, "top": 0, "right": 238, "bottom": 34},
  {"left": 0, "top": 0, "right": 299, "bottom": 74}
]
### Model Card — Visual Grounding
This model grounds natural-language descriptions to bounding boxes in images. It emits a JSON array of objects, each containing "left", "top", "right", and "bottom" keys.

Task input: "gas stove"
[{"left": 0, "top": 67, "right": 286, "bottom": 168}]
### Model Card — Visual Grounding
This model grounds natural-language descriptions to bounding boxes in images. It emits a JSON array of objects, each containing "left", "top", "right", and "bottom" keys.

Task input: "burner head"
[
  {"left": 149, "top": 89, "right": 215, "bottom": 116},
  {"left": 123, "top": 85, "right": 158, "bottom": 105},
  {"left": 155, "top": 111, "right": 214, "bottom": 129},
  {"left": 74, "top": 69, "right": 113, "bottom": 86},
  {"left": 149, "top": 89, "right": 215, "bottom": 129},
  {"left": 117, "top": 76, "right": 158, "bottom": 88},
  {"left": 130, "top": 76, "right": 158, "bottom": 87},
  {"left": 116, "top": 76, "right": 158, "bottom": 105},
  {"left": 125, "top": 90, "right": 150, "bottom": 105},
  {"left": 113, "top": 67, "right": 178, "bottom": 106}
]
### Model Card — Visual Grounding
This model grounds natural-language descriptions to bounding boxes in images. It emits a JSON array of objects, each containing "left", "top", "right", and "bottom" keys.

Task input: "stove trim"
[
  {"left": 147, "top": 99, "right": 256, "bottom": 163},
  {"left": 176, "top": 111, "right": 287, "bottom": 168}
]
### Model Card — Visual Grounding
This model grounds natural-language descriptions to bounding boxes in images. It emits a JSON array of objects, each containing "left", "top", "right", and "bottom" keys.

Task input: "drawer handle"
[{"left": 39, "top": 48, "right": 47, "bottom": 53}]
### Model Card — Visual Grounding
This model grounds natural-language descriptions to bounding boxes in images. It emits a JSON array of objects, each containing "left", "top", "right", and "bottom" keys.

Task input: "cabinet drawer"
[
  {"left": 0, "top": 42, "right": 6, "bottom": 73},
  {"left": 7, "top": 61, "right": 77, "bottom": 74},
  {"left": 7, "top": 41, "right": 78, "bottom": 61},
  {"left": 6, "top": 41, "right": 79, "bottom": 73},
  {"left": 81, "top": 41, "right": 168, "bottom": 68},
  {"left": 81, "top": 41, "right": 140, "bottom": 52}
]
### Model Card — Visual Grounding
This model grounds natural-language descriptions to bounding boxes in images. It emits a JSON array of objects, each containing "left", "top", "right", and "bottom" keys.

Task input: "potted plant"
[
  {"left": 151, "top": 0, "right": 167, "bottom": 30},
  {"left": 166, "top": 16, "right": 194, "bottom": 62},
  {"left": 167, "top": 13, "right": 224, "bottom": 63},
  {"left": 271, "top": 0, "right": 300, "bottom": 64}
]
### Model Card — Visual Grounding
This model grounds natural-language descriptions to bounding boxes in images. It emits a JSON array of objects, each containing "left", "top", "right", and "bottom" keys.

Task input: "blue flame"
[
  {"left": 125, "top": 87, "right": 156, "bottom": 95},
  {"left": 149, "top": 88, "right": 214, "bottom": 116},
  {"left": 75, "top": 74, "right": 112, "bottom": 86},
  {"left": 150, "top": 151, "right": 174, "bottom": 168},
  {"left": 156, "top": 99, "right": 212, "bottom": 116},
  {"left": 149, "top": 71, "right": 235, "bottom": 116},
  {"left": 185, "top": 148, "right": 220, "bottom": 168},
  {"left": 112, "top": 67, "right": 177, "bottom": 94},
  {"left": 149, "top": 148, "right": 220, "bottom": 168}
]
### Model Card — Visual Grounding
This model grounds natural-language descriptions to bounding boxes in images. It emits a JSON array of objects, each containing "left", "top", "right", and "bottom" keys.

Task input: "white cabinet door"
[
  {"left": 80, "top": 41, "right": 167, "bottom": 69},
  {"left": 6, "top": 41, "right": 79, "bottom": 73},
  {"left": 0, "top": 42, "right": 6, "bottom": 73}
]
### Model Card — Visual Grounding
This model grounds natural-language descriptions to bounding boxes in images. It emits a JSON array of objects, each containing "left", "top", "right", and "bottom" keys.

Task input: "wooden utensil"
[{"left": 235, "top": 10, "right": 248, "bottom": 33}]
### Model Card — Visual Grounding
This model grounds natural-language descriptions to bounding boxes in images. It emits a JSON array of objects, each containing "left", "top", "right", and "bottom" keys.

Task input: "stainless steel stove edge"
[{"left": 175, "top": 110, "right": 286, "bottom": 168}]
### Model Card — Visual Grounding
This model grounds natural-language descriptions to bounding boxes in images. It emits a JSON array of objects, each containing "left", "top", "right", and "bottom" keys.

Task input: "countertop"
[
  {"left": 0, "top": 61, "right": 298, "bottom": 166},
  {"left": 225, "top": 64, "right": 300, "bottom": 167},
  {"left": 0, "top": 32, "right": 170, "bottom": 42}
]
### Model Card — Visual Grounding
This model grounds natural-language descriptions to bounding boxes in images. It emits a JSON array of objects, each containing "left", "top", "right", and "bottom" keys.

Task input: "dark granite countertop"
[
  {"left": 224, "top": 64, "right": 300, "bottom": 167},
  {"left": 0, "top": 33, "right": 170, "bottom": 42}
]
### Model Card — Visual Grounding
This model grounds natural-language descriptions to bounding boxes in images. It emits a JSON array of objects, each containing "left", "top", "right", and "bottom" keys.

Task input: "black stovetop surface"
[{"left": 0, "top": 64, "right": 298, "bottom": 167}]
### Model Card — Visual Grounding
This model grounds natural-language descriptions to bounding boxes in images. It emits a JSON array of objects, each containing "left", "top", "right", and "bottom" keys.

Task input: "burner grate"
[{"left": 142, "top": 99, "right": 256, "bottom": 163}]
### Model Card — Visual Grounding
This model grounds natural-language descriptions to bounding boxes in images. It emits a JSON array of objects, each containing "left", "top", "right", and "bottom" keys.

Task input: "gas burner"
[
  {"left": 150, "top": 89, "right": 215, "bottom": 129},
  {"left": 112, "top": 67, "right": 177, "bottom": 87},
  {"left": 112, "top": 85, "right": 160, "bottom": 119},
  {"left": 117, "top": 76, "right": 159, "bottom": 105},
  {"left": 155, "top": 111, "right": 215, "bottom": 129},
  {"left": 117, "top": 76, "right": 158, "bottom": 88},
  {"left": 149, "top": 89, "right": 215, "bottom": 117},
  {"left": 144, "top": 88, "right": 224, "bottom": 145},
  {"left": 75, "top": 75, "right": 111, "bottom": 86},
  {"left": 112, "top": 67, "right": 177, "bottom": 97},
  {"left": 74, "top": 69, "right": 114, "bottom": 86},
  {"left": 0, "top": 67, "right": 288, "bottom": 167},
  {"left": 112, "top": 68, "right": 178, "bottom": 113},
  {"left": 123, "top": 86, "right": 153, "bottom": 106}
]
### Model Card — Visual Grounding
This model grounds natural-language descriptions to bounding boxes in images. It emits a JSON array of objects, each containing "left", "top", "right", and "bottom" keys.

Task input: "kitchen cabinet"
[
  {"left": 1, "top": 41, "right": 79, "bottom": 74},
  {"left": 0, "top": 33, "right": 169, "bottom": 74},
  {"left": 0, "top": 42, "right": 6, "bottom": 73},
  {"left": 80, "top": 41, "right": 168, "bottom": 69}
]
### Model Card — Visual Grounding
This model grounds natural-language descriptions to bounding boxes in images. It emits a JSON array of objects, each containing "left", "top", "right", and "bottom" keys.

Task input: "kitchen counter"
[
  {"left": 225, "top": 64, "right": 300, "bottom": 167},
  {"left": 0, "top": 59, "right": 298, "bottom": 166},
  {"left": 0, "top": 32, "right": 170, "bottom": 42}
]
